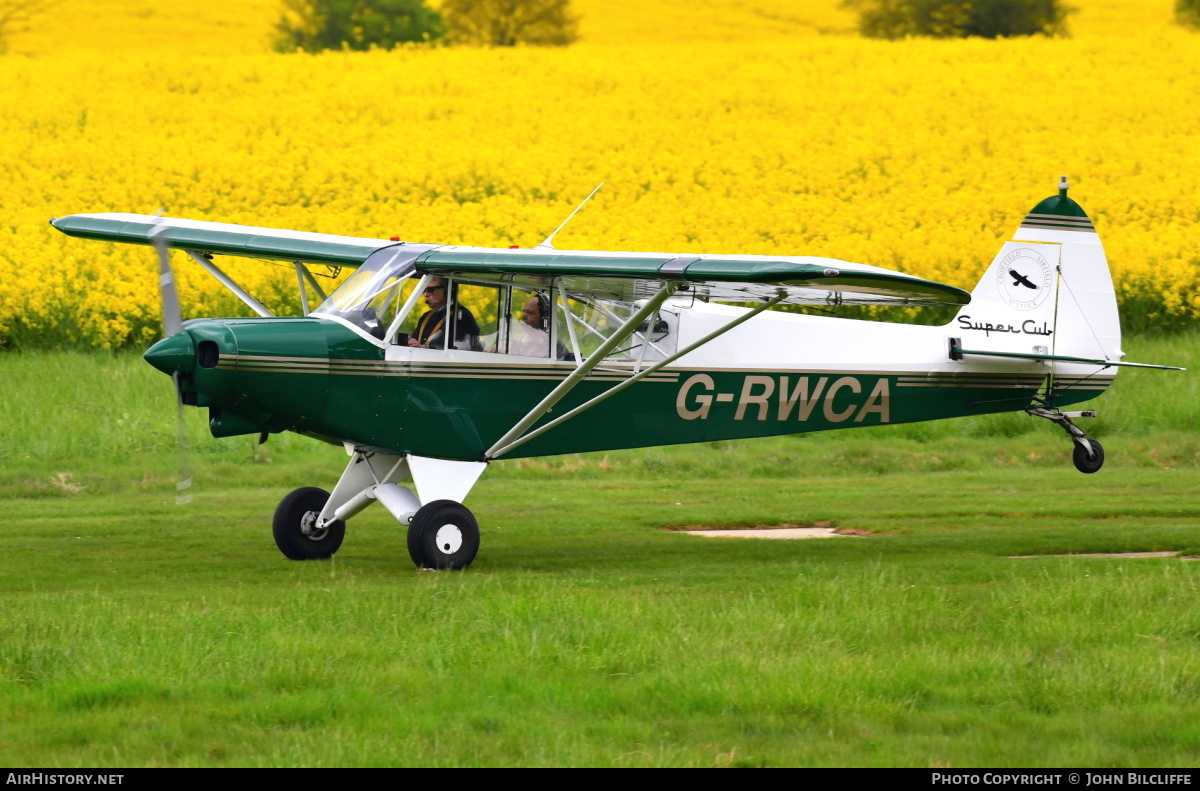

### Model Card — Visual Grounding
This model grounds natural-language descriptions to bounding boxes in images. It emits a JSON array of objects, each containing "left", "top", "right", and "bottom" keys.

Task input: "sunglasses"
[{"left": 424, "top": 285, "right": 446, "bottom": 294}]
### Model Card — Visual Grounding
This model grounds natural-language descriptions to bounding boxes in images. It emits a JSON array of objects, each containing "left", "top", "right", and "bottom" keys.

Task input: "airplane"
[{"left": 49, "top": 177, "right": 1182, "bottom": 570}]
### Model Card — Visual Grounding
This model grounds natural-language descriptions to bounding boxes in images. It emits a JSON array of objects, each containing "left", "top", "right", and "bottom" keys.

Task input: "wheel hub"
[
  {"left": 300, "top": 510, "right": 329, "bottom": 541},
  {"left": 434, "top": 524, "right": 463, "bottom": 555}
]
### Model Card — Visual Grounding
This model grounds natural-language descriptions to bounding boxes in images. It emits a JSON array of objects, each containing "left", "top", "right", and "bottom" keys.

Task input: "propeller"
[{"left": 150, "top": 216, "right": 193, "bottom": 505}]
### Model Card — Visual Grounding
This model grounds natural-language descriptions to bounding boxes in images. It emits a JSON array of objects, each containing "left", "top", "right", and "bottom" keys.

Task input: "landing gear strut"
[{"left": 1026, "top": 407, "right": 1105, "bottom": 474}]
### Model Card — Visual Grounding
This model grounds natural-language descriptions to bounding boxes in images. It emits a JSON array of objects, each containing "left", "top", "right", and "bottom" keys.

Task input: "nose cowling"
[
  {"left": 143, "top": 317, "right": 332, "bottom": 440},
  {"left": 144, "top": 331, "right": 195, "bottom": 376},
  {"left": 142, "top": 320, "right": 239, "bottom": 411}
]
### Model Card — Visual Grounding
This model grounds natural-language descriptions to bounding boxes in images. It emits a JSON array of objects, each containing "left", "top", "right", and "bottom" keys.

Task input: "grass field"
[{"left": 0, "top": 337, "right": 1197, "bottom": 766}]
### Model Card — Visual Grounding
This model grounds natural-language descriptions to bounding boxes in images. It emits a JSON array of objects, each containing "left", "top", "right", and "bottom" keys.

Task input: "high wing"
[
  {"left": 416, "top": 247, "right": 969, "bottom": 306},
  {"left": 51, "top": 212, "right": 970, "bottom": 307},
  {"left": 51, "top": 213, "right": 388, "bottom": 267}
]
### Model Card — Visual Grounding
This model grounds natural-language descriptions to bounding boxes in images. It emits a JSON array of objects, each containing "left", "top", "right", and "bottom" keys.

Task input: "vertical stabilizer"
[{"left": 953, "top": 178, "right": 1121, "bottom": 367}]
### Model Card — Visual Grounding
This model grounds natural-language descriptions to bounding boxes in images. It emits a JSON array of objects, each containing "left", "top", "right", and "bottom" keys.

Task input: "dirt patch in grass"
[
  {"left": 663, "top": 521, "right": 881, "bottom": 540},
  {"left": 663, "top": 521, "right": 836, "bottom": 532}
]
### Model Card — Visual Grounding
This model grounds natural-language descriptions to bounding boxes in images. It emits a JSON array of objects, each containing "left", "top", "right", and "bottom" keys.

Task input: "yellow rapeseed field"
[{"left": 1, "top": 0, "right": 1197, "bottom": 347}]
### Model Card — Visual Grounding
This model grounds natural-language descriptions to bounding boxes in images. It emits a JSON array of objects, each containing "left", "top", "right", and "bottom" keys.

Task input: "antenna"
[{"left": 536, "top": 183, "right": 604, "bottom": 250}]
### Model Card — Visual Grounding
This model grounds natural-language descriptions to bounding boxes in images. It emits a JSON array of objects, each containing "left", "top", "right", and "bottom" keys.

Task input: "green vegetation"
[
  {"left": 273, "top": 0, "right": 445, "bottom": 53},
  {"left": 0, "top": 0, "right": 54, "bottom": 55},
  {"left": 442, "top": 0, "right": 579, "bottom": 47},
  {"left": 842, "top": 0, "right": 1073, "bottom": 39},
  {"left": 270, "top": 0, "right": 581, "bottom": 53},
  {"left": 1178, "top": 0, "right": 1200, "bottom": 30},
  {"left": 0, "top": 336, "right": 1197, "bottom": 766}
]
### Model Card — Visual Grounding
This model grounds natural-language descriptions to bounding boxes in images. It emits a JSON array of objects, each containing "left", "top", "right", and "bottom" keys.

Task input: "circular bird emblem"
[{"left": 995, "top": 247, "right": 1053, "bottom": 311}]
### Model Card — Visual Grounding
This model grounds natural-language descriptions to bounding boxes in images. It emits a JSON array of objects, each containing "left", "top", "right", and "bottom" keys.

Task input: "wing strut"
[
  {"left": 186, "top": 251, "right": 274, "bottom": 317},
  {"left": 485, "top": 289, "right": 787, "bottom": 461},
  {"left": 295, "top": 262, "right": 329, "bottom": 311},
  {"left": 295, "top": 263, "right": 311, "bottom": 315},
  {"left": 485, "top": 283, "right": 678, "bottom": 460}
]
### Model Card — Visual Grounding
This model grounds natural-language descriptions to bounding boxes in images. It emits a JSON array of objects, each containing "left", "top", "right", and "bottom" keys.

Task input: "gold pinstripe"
[{"left": 215, "top": 354, "right": 1114, "bottom": 391}]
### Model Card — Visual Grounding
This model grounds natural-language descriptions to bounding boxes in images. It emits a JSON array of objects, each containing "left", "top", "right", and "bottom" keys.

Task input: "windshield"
[{"left": 313, "top": 245, "right": 432, "bottom": 338}]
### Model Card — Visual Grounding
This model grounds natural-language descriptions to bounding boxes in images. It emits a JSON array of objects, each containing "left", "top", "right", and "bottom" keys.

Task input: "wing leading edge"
[
  {"left": 50, "top": 213, "right": 389, "bottom": 267},
  {"left": 51, "top": 212, "right": 970, "bottom": 307}
]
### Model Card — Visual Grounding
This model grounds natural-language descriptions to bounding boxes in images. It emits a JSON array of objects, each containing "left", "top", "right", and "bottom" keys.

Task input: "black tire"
[
  {"left": 1072, "top": 440, "right": 1105, "bottom": 474},
  {"left": 407, "top": 500, "right": 480, "bottom": 570},
  {"left": 273, "top": 487, "right": 345, "bottom": 560}
]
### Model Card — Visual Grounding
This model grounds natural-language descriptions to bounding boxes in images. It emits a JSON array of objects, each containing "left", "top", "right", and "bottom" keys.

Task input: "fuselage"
[{"left": 146, "top": 300, "right": 1109, "bottom": 461}]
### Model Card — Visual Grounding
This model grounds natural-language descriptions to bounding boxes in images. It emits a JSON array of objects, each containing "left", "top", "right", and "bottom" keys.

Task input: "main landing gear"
[
  {"left": 272, "top": 487, "right": 346, "bottom": 559},
  {"left": 1026, "top": 407, "right": 1105, "bottom": 474},
  {"left": 271, "top": 451, "right": 488, "bottom": 570},
  {"left": 406, "top": 500, "right": 480, "bottom": 570}
]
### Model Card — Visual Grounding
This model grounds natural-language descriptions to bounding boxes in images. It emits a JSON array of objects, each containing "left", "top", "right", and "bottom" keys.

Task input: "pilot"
[{"left": 407, "top": 277, "right": 481, "bottom": 350}]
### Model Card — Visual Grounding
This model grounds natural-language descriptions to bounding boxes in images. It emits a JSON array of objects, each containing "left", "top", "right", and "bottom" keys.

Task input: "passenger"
[
  {"left": 507, "top": 294, "right": 574, "bottom": 360},
  {"left": 407, "top": 277, "right": 481, "bottom": 350},
  {"left": 508, "top": 294, "right": 551, "bottom": 357}
]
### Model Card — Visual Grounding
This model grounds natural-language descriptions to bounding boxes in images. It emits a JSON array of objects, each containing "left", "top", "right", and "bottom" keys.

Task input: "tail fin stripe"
[
  {"left": 1020, "top": 221, "right": 1095, "bottom": 232},
  {"left": 1025, "top": 213, "right": 1094, "bottom": 225}
]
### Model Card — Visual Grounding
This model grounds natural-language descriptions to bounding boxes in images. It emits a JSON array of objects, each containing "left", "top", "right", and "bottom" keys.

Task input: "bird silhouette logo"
[
  {"left": 995, "top": 248, "right": 1053, "bottom": 311},
  {"left": 1008, "top": 269, "right": 1037, "bottom": 290}
]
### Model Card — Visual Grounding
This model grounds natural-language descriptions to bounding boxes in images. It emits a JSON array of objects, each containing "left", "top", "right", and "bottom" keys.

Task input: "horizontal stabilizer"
[{"left": 956, "top": 347, "right": 1184, "bottom": 371}]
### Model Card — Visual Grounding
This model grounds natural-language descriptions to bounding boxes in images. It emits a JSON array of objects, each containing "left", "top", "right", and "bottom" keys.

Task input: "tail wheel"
[
  {"left": 273, "top": 487, "right": 345, "bottom": 560},
  {"left": 407, "top": 500, "right": 480, "bottom": 570},
  {"left": 1072, "top": 440, "right": 1105, "bottom": 474}
]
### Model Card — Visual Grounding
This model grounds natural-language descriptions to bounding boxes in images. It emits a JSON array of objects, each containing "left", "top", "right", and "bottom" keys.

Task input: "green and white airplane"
[{"left": 50, "top": 178, "right": 1180, "bottom": 570}]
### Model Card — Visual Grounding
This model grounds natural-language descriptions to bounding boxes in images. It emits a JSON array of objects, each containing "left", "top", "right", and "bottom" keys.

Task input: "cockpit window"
[
  {"left": 312, "top": 245, "right": 428, "bottom": 339},
  {"left": 315, "top": 256, "right": 676, "bottom": 359}
]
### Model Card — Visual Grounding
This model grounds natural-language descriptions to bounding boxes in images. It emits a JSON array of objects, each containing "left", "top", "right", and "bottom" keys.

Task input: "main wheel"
[
  {"left": 1072, "top": 440, "right": 1105, "bottom": 474},
  {"left": 407, "top": 500, "right": 480, "bottom": 570},
  {"left": 273, "top": 487, "right": 345, "bottom": 560}
]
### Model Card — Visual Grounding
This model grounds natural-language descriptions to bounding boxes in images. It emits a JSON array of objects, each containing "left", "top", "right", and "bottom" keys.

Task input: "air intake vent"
[{"left": 197, "top": 341, "right": 220, "bottom": 369}]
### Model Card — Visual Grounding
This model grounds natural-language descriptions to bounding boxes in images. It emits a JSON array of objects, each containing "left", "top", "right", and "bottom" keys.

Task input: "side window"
[
  {"left": 556, "top": 295, "right": 676, "bottom": 362},
  {"left": 392, "top": 277, "right": 446, "bottom": 347},
  {"left": 396, "top": 278, "right": 497, "bottom": 351},
  {"left": 558, "top": 296, "right": 624, "bottom": 359},
  {"left": 452, "top": 283, "right": 501, "bottom": 352},
  {"left": 501, "top": 288, "right": 552, "bottom": 358}
]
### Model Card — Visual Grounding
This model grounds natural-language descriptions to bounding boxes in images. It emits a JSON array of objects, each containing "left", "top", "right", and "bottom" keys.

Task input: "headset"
[{"left": 535, "top": 293, "right": 550, "bottom": 330}]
